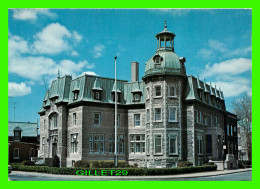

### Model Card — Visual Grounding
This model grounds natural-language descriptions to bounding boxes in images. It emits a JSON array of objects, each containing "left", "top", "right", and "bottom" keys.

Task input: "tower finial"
[
  {"left": 57, "top": 70, "right": 60, "bottom": 78},
  {"left": 164, "top": 19, "right": 167, "bottom": 29}
]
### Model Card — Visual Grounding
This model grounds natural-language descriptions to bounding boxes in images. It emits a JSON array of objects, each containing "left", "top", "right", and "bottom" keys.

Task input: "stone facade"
[{"left": 38, "top": 22, "right": 238, "bottom": 168}]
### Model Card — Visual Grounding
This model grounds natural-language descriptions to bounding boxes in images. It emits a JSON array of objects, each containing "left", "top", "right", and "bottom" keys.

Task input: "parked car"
[{"left": 8, "top": 165, "right": 12, "bottom": 174}]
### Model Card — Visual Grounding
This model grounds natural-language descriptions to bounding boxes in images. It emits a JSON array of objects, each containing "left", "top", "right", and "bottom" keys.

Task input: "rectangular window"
[
  {"left": 154, "top": 108, "right": 162, "bottom": 122},
  {"left": 94, "top": 113, "right": 101, "bottom": 126},
  {"left": 14, "top": 130, "right": 21, "bottom": 141},
  {"left": 147, "top": 135, "right": 150, "bottom": 155},
  {"left": 194, "top": 110, "right": 198, "bottom": 123},
  {"left": 231, "top": 125, "right": 233, "bottom": 136},
  {"left": 234, "top": 126, "right": 236, "bottom": 133},
  {"left": 134, "top": 93, "right": 141, "bottom": 102},
  {"left": 44, "top": 119, "right": 46, "bottom": 130},
  {"left": 117, "top": 134, "right": 124, "bottom": 154},
  {"left": 169, "top": 107, "right": 177, "bottom": 122},
  {"left": 146, "top": 109, "right": 150, "bottom": 123},
  {"left": 154, "top": 134, "right": 162, "bottom": 154},
  {"left": 205, "top": 94, "right": 209, "bottom": 102},
  {"left": 129, "top": 134, "right": 145, "bottom": 154},
  {"left": 154, "top": 85, "right": 161, "bottom": 97},
  {"left": 71, "top": 134, "right": 78, "bottom": 153},
  {"left": 169, "top": 134, "right": 178, "bottom": 155},
  {"left": 14, "top": 148, "right": 19, "bottom": 159},
  {"left": 108, "top": 134, "right": 114, "bottom": 153},
  {"left": 134, "top": 114, "right": 141, "bottom": 126},
  {"left": 206, "top": 135, "right": 212, "bottom": 154},
  {"left": 168, "top": 86, "right": 176, "bottom": 97},
  {"left": 215, "top": 116, "right": 218, "bottom": 127},
  {"left": 199, "top": 111, "right": 202, "bottom": 124},
  {"left": 198, "top": 91, "right": 202, "bottom": 99},
  {"left": 113, "top": 114, "right": 120, "bottom": 127},
  {"left": 53, "top": 115, "right": 57, "bottom": 128},
  {"left": 146, "top": 88, "right": 150, "bottom": 100},
  {"left": 197, "top": 136, "right": 203, "bottom": 154},
  {"left": 74, "top": 92, "right": 78, "bottom": 100},
  {"left": 204, "top": 114, "right": 207, "bottom": 126},
  {"left": 94, "top": 91, "right": 101, "bottom": 100},
  {"left": 73, "top": 113, "right": 76, "bottom": 126},
  {"left": 89, "top": 134, "right": 105, "bottom": 154}
]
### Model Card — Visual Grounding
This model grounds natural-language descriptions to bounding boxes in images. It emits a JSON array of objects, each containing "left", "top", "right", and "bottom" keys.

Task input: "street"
[{"left": 9, "top": 170, "right": 252, "bottom": 181}]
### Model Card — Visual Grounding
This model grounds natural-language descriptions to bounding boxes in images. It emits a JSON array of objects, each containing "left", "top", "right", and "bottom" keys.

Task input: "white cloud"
[
  {"left": 80, "top": 71, "right": 99, "bottom": 76},
  {"left": 12, "top": 9, "right": 56, "bottom": 21},
  {"left": 211, "top": 78, "right": 251, "bottom": 98},
  {"left": 8, "top": 35, "right": 31, "bottom": 57},
  {"left": 71, "top": 51, "right": 79, "bottom": 56},
  {"left": 8, "top": 82, "right": 31, "bottom": 97},
  {"left": 93, "top": 44, "right": 105, "bottom": 58},
  {"left": 208, "top": 40, "right": 228, "bottom": 53},
  {"left": 197, "top": 49, "right": 213, "bottom": 60},
  {"left": 33, "top": 23, "right": 82, "bottom": 55},
  {"left": 201, "top": 58, "right": 252, "bottom": 78}
]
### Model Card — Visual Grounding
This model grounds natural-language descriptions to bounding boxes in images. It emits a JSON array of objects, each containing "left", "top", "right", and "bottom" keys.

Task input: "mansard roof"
[
  {"left": 39, "top": 74, "right": 145, "bottom": 113},
  {"left": 8, "top": 122, "right": 38, "bottom": 137},
  {"left": 185, "top": 75, "right": 225, "bottom": 110}
]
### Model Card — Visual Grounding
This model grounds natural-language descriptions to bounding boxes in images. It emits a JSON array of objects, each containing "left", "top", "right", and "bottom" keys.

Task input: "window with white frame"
[
  {"left": 89, "top": 134, "right": 104, "bottom": 153},
  {"left": 14, "top": 148, "right": 19, "bottom": 159},
  {"left": 194, "top": 110, "right": 198, "bottom": 123},
  {"left": 204, "top": 113, "right": 208, "bottom": 126},
  {"left": 199, "top": 111, "right": 202, "bottom": 124},
  {"left": 74, "top": 91, "right": 79, "bottom": 100},
  {"left": 73, "top": 113, "right": 76, "bottom": 126},
  {"left": 147, "top": 135, "right": 150, "bottom": 155},
  {"left": 154, "top": 134, "right": 162, "bottom": 154},
  {"left": 169, "top": 134, "right": 178, "bottom": 155},
  {"left": 117, "top": 134, "right": 124, "bottom": 154},
  {"left": 94, "top": 112, "right": 101, "bottom": 126},
  {"left": 146, "top": 87, "right": 150, "bottom": 100},
  {"left": 197, "top": 136, "right": 203, "bottom": 154},
  {"left": 114, "top": 114, "right": 120, "bottom": 127},
  {"left": 154, "top": 85, "right": 162, "bottom": 97},
  {"left": 71, "top": 133, "right": 78, "bottom": 153},
  {"left": 146, "top": 109, "right": 150, "bottom": 123},
  {"left": 168, "top": 86, "right": 176, "bottom": 97},
  {"left": 134, "top": 93, "right": 141, "bottom": 102},
  {"left": 108, "top": 134, "right": 114, "bottom": 153},
  {"left": 169, "top": 107, "right": 177, "bottom": 122},
  {"left": 134, "top": 114, "right": 141, "bottom": 126},
  {"left": 14, "top": 130, "right": 21, "bottom": 141},
  {"left": 50, "top": 114, "right": 58, "bottom": 129},
  {"left": 154, "top": 108, "right": 162, "bottom": 122},
  {"left": 130, "top": 135, "right": 145, "bottom": 153}
]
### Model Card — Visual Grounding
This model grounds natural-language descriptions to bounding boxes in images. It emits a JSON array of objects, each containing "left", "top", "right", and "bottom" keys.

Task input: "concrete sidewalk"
[{"left": 9, "top": 168, "right": 252, "bottom": 180}]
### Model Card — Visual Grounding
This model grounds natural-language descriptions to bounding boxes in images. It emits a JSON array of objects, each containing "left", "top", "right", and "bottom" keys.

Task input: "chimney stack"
[{"left": 131, "top": 61, "right": 139, "bottom": 82}]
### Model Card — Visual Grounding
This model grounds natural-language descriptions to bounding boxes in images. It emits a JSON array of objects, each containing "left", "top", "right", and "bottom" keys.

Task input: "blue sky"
[{"left": 8, "top": 9, "right": 252, "bottom": 123}]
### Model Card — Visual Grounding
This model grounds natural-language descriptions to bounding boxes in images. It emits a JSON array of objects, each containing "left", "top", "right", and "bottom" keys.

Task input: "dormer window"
[
  {"left": 205, "top": 93, "right": 209, "bottom": 102},
  {"left": 14, "top": 129, "right": 22, "bottom": 141},
  {"left": 198, "top": 90, "right": 202, "bottom": 100},
  {"left": 74, "top": 91, "right": 79, "bottom": 100},
  {"left": 94, "top": 91, "right": 101, "bottom": 100},
  {"left": 112, "top": 92, "right": 121, "bottom": 102},
  {"left": 134, "top": 93, "right": 141, "bottom": 101}
]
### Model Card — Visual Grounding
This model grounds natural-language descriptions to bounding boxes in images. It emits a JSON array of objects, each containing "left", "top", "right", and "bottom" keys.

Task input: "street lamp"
[{"left": 222, "top": 140, "right": 226, "bottom": 170}]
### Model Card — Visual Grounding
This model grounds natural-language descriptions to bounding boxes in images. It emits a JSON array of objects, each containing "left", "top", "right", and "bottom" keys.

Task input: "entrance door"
[{"left": 52, "top": 143, "right": 57, "bottom": 157}]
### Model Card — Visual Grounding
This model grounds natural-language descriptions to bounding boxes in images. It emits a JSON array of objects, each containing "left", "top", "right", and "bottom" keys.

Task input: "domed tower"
[{"left": 143, "top": 21, "right": 186, "bottom": 168}]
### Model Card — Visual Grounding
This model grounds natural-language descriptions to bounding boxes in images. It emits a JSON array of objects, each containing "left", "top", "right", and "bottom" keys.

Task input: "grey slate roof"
[
  {"left": 185, "top": 75, "right": 225, "bottom": 109},
  {"left": 39, "top": 74, "right": 145, "bottom": 113},
  {"left": 8, "top": 122, "right": 38, "bottom": 137}
]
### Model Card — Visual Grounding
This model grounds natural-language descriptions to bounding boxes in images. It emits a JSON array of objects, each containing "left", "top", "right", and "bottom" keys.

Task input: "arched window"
[{"left": 153, "top": 55, "right": 163, "bottom": 64}]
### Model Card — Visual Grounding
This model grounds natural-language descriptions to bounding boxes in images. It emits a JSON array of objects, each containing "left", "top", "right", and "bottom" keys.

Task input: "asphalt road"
[{"left": 9, "top": 171, "right": 252, "bottom": 181}]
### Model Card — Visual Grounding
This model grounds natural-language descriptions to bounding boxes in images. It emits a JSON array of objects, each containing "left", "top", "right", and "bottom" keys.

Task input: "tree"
[{"left": 232, "top": 94, "right": 252, "bottom": 162}]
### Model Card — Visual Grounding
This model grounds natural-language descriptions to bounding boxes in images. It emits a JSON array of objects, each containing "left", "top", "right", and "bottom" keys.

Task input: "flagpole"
[{"left": 114, "top": 56, "right": 118, "bottom": 168}]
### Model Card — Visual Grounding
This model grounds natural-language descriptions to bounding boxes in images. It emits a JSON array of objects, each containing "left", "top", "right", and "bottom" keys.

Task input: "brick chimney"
[{"left": 131, "top": 61, "right": 139, "bottom": 82}]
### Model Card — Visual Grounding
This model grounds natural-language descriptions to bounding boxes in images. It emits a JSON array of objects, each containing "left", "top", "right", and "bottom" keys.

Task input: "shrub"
[
  {"left": 133, "top": 163, "right": 138, "bottom": 168},
  {"left": 177, "top": 161, "right": 193, "bottom": 167},
  {"left": 21, "top": 160, "right": 35, "bottom": 166},
  {"left": 90, "top": 160, "right": 100, "bottom": 168},
  {"left": 74, "top": 160, "right": 90, "bottom": 168},
  {"left": 9, "top": 163, "right": 217, "bottom": 176},
  {"left": 203, "top": 162, "right": 215, "bottom": 166},
  {"left": 52, "top": 155, "right": 60, "bottom": 167}
]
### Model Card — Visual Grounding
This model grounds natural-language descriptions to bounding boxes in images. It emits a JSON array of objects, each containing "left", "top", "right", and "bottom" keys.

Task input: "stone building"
[{"left": 38, "top": 22, "right": 238, "bottom": 168}]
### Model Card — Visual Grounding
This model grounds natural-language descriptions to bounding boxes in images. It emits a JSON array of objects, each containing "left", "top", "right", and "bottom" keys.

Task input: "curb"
[{"left": 9, "top": 168, "right": 252, "bottom": 180}]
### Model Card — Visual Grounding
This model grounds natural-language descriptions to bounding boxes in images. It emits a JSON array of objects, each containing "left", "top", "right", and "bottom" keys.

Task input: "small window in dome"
[{"left": 154, "top": 55, "right": 163, "bottom": 64}]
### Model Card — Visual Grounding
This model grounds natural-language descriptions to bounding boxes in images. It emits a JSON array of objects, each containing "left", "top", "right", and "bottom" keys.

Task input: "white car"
[{"left": 8, "top": 165, "right": 12, "bottom": 174}]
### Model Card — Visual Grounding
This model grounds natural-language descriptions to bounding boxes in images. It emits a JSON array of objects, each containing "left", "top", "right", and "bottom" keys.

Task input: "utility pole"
[{"left": 114, "top": 56, "right": 118, "bottom": 168}]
